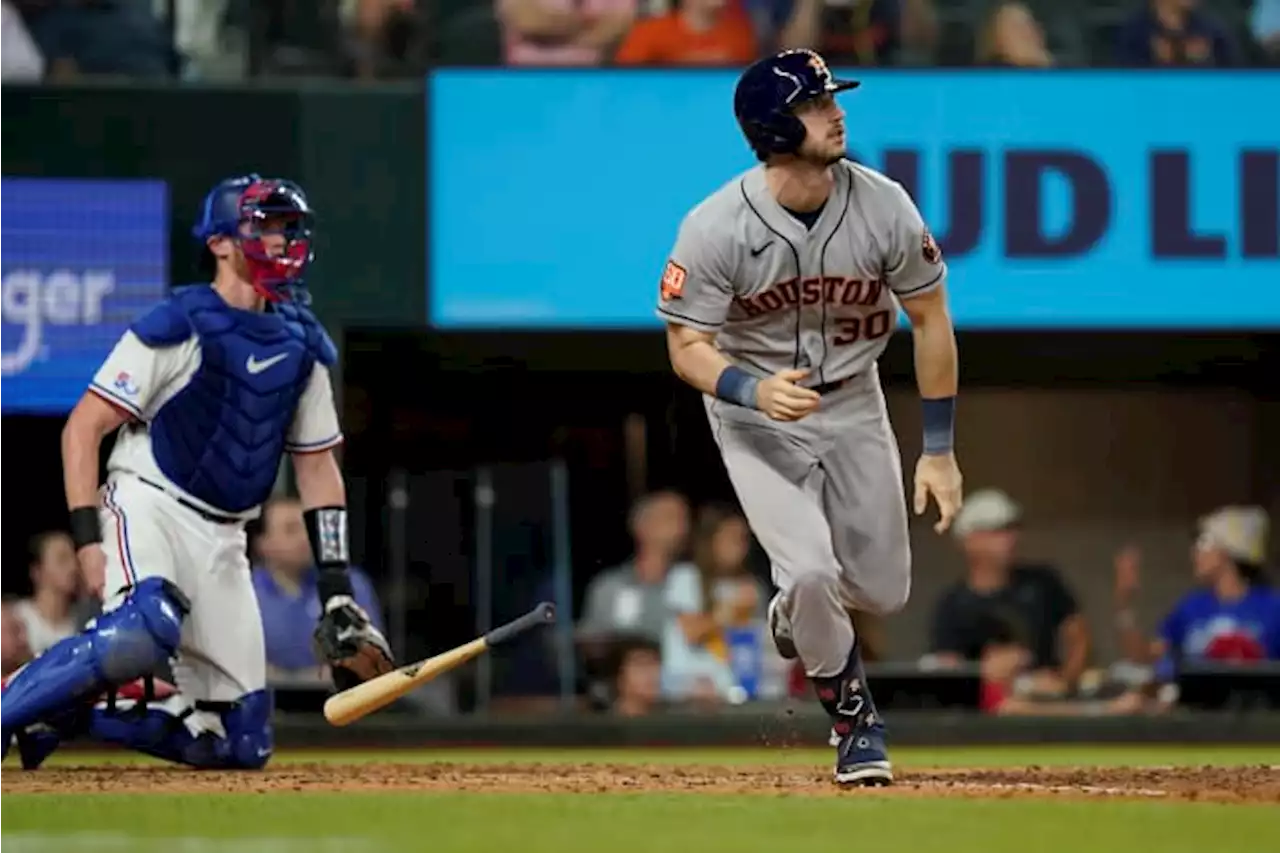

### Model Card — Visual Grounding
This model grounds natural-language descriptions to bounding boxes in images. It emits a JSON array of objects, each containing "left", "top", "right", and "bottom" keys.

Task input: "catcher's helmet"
[
  {"left": 192, "top": 174, "right": 315, "bottom": 302},
  {"left": 734, "top": 49, "right": 859, "bottom": 161}
]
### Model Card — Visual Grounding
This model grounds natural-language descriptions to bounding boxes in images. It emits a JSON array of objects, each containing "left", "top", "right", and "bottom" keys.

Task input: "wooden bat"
[{"left": 323, "top": 601, "right": 556, "bottom": 727}]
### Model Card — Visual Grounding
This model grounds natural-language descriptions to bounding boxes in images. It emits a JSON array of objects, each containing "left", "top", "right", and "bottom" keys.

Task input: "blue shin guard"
[
  {"left": 1, "top": 577, "right": 188, "bottom": 737},
  {"left": 88, "top": 689, "right": 274, "bottom": 769}
]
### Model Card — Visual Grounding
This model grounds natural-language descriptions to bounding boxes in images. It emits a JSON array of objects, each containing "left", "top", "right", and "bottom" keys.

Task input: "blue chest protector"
[{"left": 131, "top": 285, "right": 337, "bottom": 514}]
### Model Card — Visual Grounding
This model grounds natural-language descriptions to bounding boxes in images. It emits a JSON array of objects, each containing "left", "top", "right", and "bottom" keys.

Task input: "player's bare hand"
[
  {"left": 77, "top": 544, "right": 107, "bottom": 600},
  {"left": 913, "top": 452, "right": 963, "bottom": 534},
  {"left": 757, "top": 369, "right": 820, "bottom": 421}
]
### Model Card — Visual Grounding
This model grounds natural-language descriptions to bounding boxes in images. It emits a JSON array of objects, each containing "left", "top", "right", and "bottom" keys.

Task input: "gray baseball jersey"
[
  {"left": 657, "top": 161, "right": 947, "bottom": 678},
  {"left": 656, "top": 160, "right": 945, "bottom": 387}
]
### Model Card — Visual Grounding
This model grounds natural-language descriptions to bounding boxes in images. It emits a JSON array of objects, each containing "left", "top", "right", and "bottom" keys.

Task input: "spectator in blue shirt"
[
  {"left": 1116, "top": 0, "right": 1235, "bottom": 66},
  {"left": 251, "top": 496, "right": 384, "bottom": 682},
  {"left": 1114, "top": 506, "right": 1280, "bottom": 683}
]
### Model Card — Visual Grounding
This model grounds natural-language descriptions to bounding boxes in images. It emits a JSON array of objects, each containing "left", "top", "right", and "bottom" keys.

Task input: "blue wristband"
[
  {"left": 715, "top": 366, "right": 760, "bottom": 409},
  {"left": 921, "top": 396, "right": 955, "bottom": 454}
]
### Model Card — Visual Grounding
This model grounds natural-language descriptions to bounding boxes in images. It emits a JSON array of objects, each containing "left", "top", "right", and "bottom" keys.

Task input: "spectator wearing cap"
[
  {"left": 1114, "top": 506, "right": 1280, "bottom": 681},
  {"left": 927, "top": 488, "right": 1091, "bottom": 698}
]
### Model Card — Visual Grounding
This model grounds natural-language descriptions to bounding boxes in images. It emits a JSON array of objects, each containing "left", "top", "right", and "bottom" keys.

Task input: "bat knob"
[{"left": 535, "top": 601, "right": 556, "bottom": 623}]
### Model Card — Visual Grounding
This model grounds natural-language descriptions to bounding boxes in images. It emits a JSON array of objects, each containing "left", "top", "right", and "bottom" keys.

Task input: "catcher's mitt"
[{"left": 313, "top": 596, "right": 395, "bottom": 691}]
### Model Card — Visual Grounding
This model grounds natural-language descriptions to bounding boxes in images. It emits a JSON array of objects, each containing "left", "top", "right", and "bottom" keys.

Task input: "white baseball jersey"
[
  {"left": 656, "top": 160, "right": 946, "bottom": 386},
  {"left": 88, "top": 329, "right": 342, "bottom": 522}
]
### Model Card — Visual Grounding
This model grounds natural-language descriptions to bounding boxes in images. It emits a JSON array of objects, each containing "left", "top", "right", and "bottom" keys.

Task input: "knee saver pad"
[
  {"left": 93, "top": 577, "right": 190, "bottom": 684},
  {"left": 222, "top": 690, "right": 274, "bottom": 769}
]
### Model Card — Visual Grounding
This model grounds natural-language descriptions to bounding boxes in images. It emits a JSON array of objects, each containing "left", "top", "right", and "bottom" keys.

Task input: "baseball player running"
[
  {"left": 658, "top": 50, "right": 963, "bottom": 785},
  {"left": 2, "top": 175, "right": 395, "bottom": 770}
]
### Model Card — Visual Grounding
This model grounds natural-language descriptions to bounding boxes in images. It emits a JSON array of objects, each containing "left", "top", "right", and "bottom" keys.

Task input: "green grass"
[
  {"left": 6, "top": 746, "right": 1279, "bottom": 853},
  {"left": 4, "top": 790, "right": 1275, "bottom": 853}
]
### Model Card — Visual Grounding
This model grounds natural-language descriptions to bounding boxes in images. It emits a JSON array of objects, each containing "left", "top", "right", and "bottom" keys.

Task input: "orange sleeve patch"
[
  {"left": 660, "top": 260, "right": 688, "bottom": 301},
  {"left": 922, "top": 230, "right": 942, "bottom": 264}
]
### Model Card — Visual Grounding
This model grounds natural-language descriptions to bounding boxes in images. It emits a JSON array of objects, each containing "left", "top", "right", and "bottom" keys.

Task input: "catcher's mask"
[{"left": 192, "top": 174, "right": 316, "bottom": 303}]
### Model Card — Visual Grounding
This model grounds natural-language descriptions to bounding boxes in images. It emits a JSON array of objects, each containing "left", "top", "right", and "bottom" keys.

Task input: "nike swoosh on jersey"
[
  {"left": 750, "top": 241, "right": 773, "bottom": 257},
  {"left": 245, "top": 352, "right": 289, "bottom": 374}
]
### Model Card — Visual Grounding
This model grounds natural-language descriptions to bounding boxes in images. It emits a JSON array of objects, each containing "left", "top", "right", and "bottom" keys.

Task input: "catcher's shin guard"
[{"left": 1, "top": 578, "right": 188, "bottom": 737}]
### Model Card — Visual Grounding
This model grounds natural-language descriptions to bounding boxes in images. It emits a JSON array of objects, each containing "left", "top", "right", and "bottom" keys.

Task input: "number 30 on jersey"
[{"left": 832, "top": 309, "right": 893, "bottom": 346}]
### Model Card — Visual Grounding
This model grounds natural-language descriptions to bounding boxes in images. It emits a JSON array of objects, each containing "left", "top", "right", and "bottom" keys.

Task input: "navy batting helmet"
[
  {"left": 192, "top": 174, "right": 315, "bottom": 301},
  {"left": 734, "top": 49, "right": 859, "bottom": 161}
]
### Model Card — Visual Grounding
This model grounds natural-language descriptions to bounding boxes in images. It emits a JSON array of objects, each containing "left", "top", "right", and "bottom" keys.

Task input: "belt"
[
  {"left": 137, "top": 477, "right": 242, "bottom": 525},
  {"left": 812, "top": 377, "right": 853, "bottom": 396}
]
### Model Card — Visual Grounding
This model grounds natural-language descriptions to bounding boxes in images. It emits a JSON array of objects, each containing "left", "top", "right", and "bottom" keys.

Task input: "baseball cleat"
[
  {"left": 766, "top": 592, "right": 798, "bottom": 660},
  {"left": 834, "top": 724, "right": 893, "bottom": 786}
]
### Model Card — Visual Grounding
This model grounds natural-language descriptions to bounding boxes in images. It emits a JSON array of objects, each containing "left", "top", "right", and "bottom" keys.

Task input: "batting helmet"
[
  {"left": 192, "top": 174, "right": 315, "bottom": 302},
  {"left": 733, "top": 49, "right": 859, "bottom": 161}
]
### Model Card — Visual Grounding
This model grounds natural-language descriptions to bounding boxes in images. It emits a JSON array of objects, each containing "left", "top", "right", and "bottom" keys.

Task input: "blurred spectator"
[
  {"left": 1116, "top": 0, "right": 1235, "bottom": 66},
  {"left": 608, "top": 638, "right": 663, "bottom": 716},
  {"left": 577, "top": 490, "right": 691, "bottom": 643},
  {"left": 746, "top": 0, "right": 936, "bottom": 66},
  {"left": 739, "top": 0, "right": 817, "bottom": 52},
  {"left": 1114, "top": 506, "right": 1280, "bottom": 682},
  {"left": 166, "top": 0, "right": 257, "bottom": 81},
  {"left": 2, "top": 597, "right": 35, "bottom": 678},
  {"left": 974, "top": 1, "right": 1053, "bottom": 66},
  {"left": 1254, "top": 0, "right": 1280, "bottom": 61},
  {"left": 343, "top": 0, "right": 425, "bottom": 78},
  {"left": 14, "top": 531, "right": 85, "bottom": 655},
  {"left": 614, "top": 0, "right": 756, "bottom": 65},
  {"left": 661, "top": 504, "right": 776, "bottom": 703},
  {"left": 2, "top": 0, "right": 45, "bottom": 79},
  {"left": 16, "top": 0, "right": 173, "bottom": 78},
  {"left": 251, "top": 496, "right": 385, "bottom": 682},
  {"left": 928, "top": 489, "right": 1092, "bottom": 698},
  {"left": 496, "top": 0, "right": 636, "bottom": 65}
]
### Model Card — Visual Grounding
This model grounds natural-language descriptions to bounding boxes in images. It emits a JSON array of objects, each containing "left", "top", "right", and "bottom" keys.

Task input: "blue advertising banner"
[
  {"left": 428, "top": 70, "right": 1279, "bottom": 330},
  {"left": 1, "top": 179, "right": 169, "bottom": 414}
]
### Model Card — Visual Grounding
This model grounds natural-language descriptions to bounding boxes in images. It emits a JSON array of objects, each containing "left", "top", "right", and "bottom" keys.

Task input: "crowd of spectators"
[
  {"left": 2, "top": 1, "right": 1277, "bottom": 83},
  {"left": 4, "top": 487, "right": 1276, "bottom": 718},
  {"left": 575, "top": 489, "right": 1278, "bottom": 719}
]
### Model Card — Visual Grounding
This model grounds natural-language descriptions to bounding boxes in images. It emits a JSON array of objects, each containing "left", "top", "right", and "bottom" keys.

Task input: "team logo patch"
[
  {"left": 922, "top": 230, "right": 942, "bottom": 265},
  {"left": 660, "top": 260, "right": 687, "bottom": 301},
  {"left": 113, "top": 371, "right": 139, "bottom": 397},
  {"left": 807, "top": 52, "right": 832, "bottom": 84}
]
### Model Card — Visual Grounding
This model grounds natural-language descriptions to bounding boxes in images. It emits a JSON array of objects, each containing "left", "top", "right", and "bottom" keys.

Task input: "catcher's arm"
[{"left": 293, "top": 448, "right": 395, "bottom": 689}]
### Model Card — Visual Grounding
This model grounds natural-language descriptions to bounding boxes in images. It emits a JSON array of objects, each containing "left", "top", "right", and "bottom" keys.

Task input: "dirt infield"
[{"left": 6, "top": 763, "right": 1279, "bottom": 803}]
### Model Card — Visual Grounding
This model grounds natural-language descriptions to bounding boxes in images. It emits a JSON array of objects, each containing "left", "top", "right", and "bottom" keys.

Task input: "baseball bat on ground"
[{"left": 323, "top": 601, "right": 556, "bottom": 727}]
